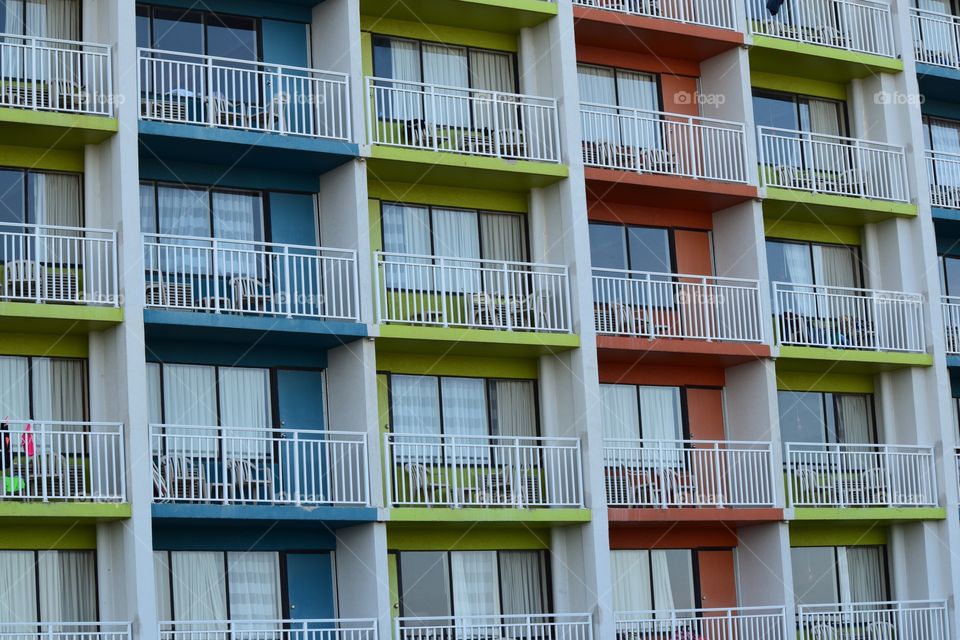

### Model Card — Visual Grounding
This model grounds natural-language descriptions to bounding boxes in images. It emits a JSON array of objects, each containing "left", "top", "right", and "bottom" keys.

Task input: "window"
[
  {"left": 753, "top": 91, "right": 847, "bottom": 137},
  {"left": 610, "top": 549, "right": 696, "bottom": 615},
  {"left": 147, "top": 363, "right": 273, "bottom": 457},
  {"left": 589, "top": 224, "right": 671, "bottom": 274},
  {"left": 791, "top": 546, "right": 889, "bottom": 606},
  {"left": 917, "top": 0, "right": 959, "bottom": 17},
  {"left": 0, "top": 356, "right": 86, "bottom": 422},
  {"left": 577, "top": 64, "right": 658, "bottom": 110},
  {"left": 373, "top": 36, "right": 516, "bottom": 93},
  {"left": 924, "top": 116, "right": 960, "bottom": 154},
  {"left": 136, "top": 5, "right": 258, "bottom": 60},
  {"left": 0, "top": 550, "right": 97, "bottom": 629},
  {"left": 0, "top": 0, "right": 80, "bottom": 39},
  {"left": 778, "top": 391, "right": 877, "bottom": 446},
  {"left": 0, "top": 168, "right": 81, "bottom": 229},
  {"left": 941, "top": 256, "right": 960, "bottom": 295},
  {"left": 396, "top": 550, "right": 549, "bottom": 625},
  {"left": 766, "top": 240, "right": 862, "bottom": 289},
  {"left": 599, "top": 384, "right": 684, "bottom": 442},
  {"left": 154, "top": 551, "right": 283, "bottom": 630}
]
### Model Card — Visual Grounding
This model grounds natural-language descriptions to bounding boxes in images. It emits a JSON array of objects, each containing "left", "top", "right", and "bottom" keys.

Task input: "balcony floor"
[
  {"left": 388, "top": 506, "right": 591, "bottom": 525},
  {"left": 376, "top": 324, "right": 579, "bottom": 357},
  {"left": 360, "top": 0, "right": 556, "bottom": 32},
  {"left": 762, "top": 187, "right": 917, "bottom": 225},
  {"left": 0, "top": 501, "right": 131, "bottom": 522},
  {"left": 790, "top": 506, "right": 946, "bottom": 522},
  {"left": 776, "top": 346, "right": 933, "bottom": 373},
  {"left": 151, "top": 502, "right": 377, "bottom": 526},
  {"left": 574, "top": 6, "right": 743, "bottom": 63},
  {"left": 0, "top": 302, "right": 122, "bottom": 334},
  {"left": 597, "top": 335, "right": 771, "bottom": 367},
  {"left": 585, "top": 168, "right": 758, "bottom": 212},
  {"left": 608, "top": 506, "right": 784, "bottom": 525},
  {"left": 0, "top": 107, "right": 117, "bottom": 149},
  {"left": 748, "top": 35, "right": 903, "bottom": 82}
]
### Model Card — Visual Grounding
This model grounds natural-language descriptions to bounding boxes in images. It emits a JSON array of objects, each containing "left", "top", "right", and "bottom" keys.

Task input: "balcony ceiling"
[
  {"left": 0, "top": 109, "right": 117, "bottom": 149},
  {"left": 749, "top": 36, "right": 904, "bottom": 83},
  {"left": 775, "top": 347, "right": 934, "bottom": 374},
  {"left": 574, "top": 7, "right": 743, "bottom": 62},
  {"left": 596, "top": 336, "right": 771, "bottom": 368},
  {"left": 585, "top": 169, "right": 758, "bottom": 212},
  {"left": 360, "top": 0, "right": 556, "bottom": 32},
  {"left": 608, "top": 507, "right": 784, "bottom": 526}
]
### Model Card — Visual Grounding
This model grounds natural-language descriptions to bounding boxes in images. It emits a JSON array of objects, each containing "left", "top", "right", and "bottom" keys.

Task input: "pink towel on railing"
[{"left": 22, "top": 424, "right": 34, "bottom": 457}]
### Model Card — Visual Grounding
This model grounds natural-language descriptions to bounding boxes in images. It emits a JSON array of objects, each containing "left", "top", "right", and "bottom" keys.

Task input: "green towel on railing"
[{"left": 3, "top": 476, "right": 24, "bottom": 492}]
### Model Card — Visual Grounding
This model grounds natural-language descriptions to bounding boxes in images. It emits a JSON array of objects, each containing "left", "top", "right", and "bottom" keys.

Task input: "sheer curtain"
[
  {"left": 154, "top": 551, "right": 172, "bottom": 627},
  {"left": 423, "top": 44, "right": 469, "bottom": 127},
  {"left": 37, "top": 551, "right": 97, "bottom": 625},
  {"left": 162, "top": 364, "right": 218, "bottom": 456},
  {"left": 806, "top": 99, "right": 843, "bottom": 175},
  {"left": 814, "top": 245, "right": 858, "bottom": 288},
  {"left": 31, "top": 173, "right": 80, "bottom": 228},
  {"left": 499, "top": 552, "right": 546, "bottom": 617},
  {"left": 218, "top": 368, "right": 271, "bottom": 459},
  {"left": 835, "top": 395, "right": 872, "bottom": 444},
  {"left": 45, "top": 0, "right": 79, "bottom": 40},
  {"left": 440, "top": 377, "right": 487, "bottom": 463},
  {"left": 480, "top": 213, "right": 526, "bottom": 262},
  {"left": 391, "top": 375, "right": 441, "bottom": 463},
  {"left": 31, "top": 357, "right": 85, "bottom": 421},
  {"left": 432, "top": 208, "right": 480, "bottom": 293},
  {"left": 843, "top": 547, "right": 887, "bottom": 604},
  {"left": 578, "top": 65, "right": 617, "bottom": 144},
  {"left": 600, "top": 384, "right": 641, "bottom": 441},
  {"left": 611, "top": 550, "right": 652, "bottom": 613},
  {"left": 616, "top": 71, "right": 660, "bottom": 152},
  {"left": 212, "top": 192, "right": 261, "bottom": 277},
  {"left": 2, "top": 0, "right": 26, "bottom": 78},
  {"left": 490, "top": 380, "right": 536, "bottom": 438},
  {"left": 157, "top": 187, "right": 211, "bottom": 274},
  {"left": 782, "top": 243, "right": 815, "bottom": 316},
  {"left": 170, "top": 551, "right": 227, "bottom": 623},
  {"left": 650, "top": 551, "right": 676, "bottom": 616},
  {"left": 382, "top": 204, "right": 432, "bottom": 289},
  {"left": 227, "top": 552, "right": 281, "bottom": 636},
  {"left": 0, "top": 551, "right": 38, "bottom": 632},
  {"left": 378, "top": 38, "right": 422, "bottom": 121},
  {"left": 451, "top": 551, "right": 500, "bottom": 622},
  {"left": 469, "top": 50, "right": 515, "bottom": 94},
  {"left": 0, "top": 356, "right": 30, "bottom": 419},
  {"left": 638, "top": 387, "right": 682, "bottom": 441}
]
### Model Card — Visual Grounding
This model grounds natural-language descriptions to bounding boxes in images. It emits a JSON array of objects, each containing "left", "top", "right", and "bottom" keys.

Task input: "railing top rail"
[
  {"left": 3, "top": 419, "right": 123, "bottom": 428},
  {"left": 785, "top": 441, "right": 935, "bottom": 453},
  {"left": 594, "top": 267, "right": 761, "bottom": 286},
  {"left": 395, "top": 613, "right": 591, "bottom": 623},
  {"left": 910, "top": 5, "right": 960, "bottom": 19},
  {"left": 387, "top": 431, "right": 581, "bottom": 446},
  {"left": 0, "top": 621, "right": 132, "bottom": 630},
  {"left": 150, "top": 424, "right": 366, "bottom": 439},
  {"left": 376, "top": 250, "right": 566, "bottom": 271},
  {"left": 943, "top": 294, "right": 960, "bottom": 303},
  {"left": 143, "top": 232, "right": 357, "bottom": 257},
  {"left": 0, "top": 221, "right": 116, "bottom": 236},
  {"left": 580, "top": 102, "right": 747, "bottom": 129},
  {"left": 0, "top": 31, "right": 111, "bottom": 51},
  {"left": 798, "top": 599, "right": 947, "bottom": 612},
  {"left": 925, "top": 148, "right": 960, "bottom": 160},
  {"left": 833, "top": 0, "right": 893, "bottom": 8},
  {"left": 366, "top": 75, "right": 556, "bottom": 106},
  {"left": 757, "top": 126, "right": 905, "bottom": 151},
  {"left": 137, "top": 47, "right": 348, "bottom": 81},
  {"left": 616, "top": 605, "right": 786, "bottom": 618},
  {"left": 158, "top": 618, "right": 378, "bottom": 626},
  {"left": 772, "top": 281, "right": 923, "bottom": 299},
  {"left": 604, "top": 437, "right": 774, "bottom": 447}
]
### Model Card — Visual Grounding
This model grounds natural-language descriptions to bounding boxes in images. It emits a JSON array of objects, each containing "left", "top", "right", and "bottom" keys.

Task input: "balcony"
[
  {"left": 942, "top": 296, "right": 960, "bottom": 355},
  {"left": 616, "top": 607, "right": 786, "bottom": 640},
  {"left": 912, "top": 8, "right": 960, "bottom": 71},
  {"left": 758, "top": 127, "right": 911, "bottom": 219},
  {"left": 746, "top": 0, "right": 895, "bottom": 56},
  {"left": 159, "top": 619, "right": 377, "bottom": 640},
  {"left": 374, "top": 251, "right": 575, "bottom": 351},
  {"left": 926, "top": 150, "right": 960, "bottom": 212},
  {"left": 604, "top": 438, "right": 777, "bottom": 509},
  {"left": 384, "top": 433, "right": 584, "bottom": 515},
  {"left": 573, "top": 0, "right": 738, "bottom": 31},
  {"left": 773, "top": 283, "right": 926, "bottom": 360},
  {"left": 0, "top": 622, "right": 131, "bottom": 640},
  {"left": 150, "top": 425, "right": 370, "bottom": 512},
  {"left": 786, "top": 443, "right": 938, "bottom": 510},
  {"left": 797, "top": 601, "right": 948, "bottom": 640},
  {"left": 396, "top": 614, "right": 591, "bottom": 640}
]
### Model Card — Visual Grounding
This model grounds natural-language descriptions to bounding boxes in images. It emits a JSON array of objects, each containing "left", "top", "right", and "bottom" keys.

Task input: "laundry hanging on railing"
[{"left": 766, "top": 0, "right": 786, "bottom": 15}]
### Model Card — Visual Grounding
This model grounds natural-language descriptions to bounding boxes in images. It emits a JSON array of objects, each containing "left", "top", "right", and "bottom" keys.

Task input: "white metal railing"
[
  {"left": 366, "top": 76, "right": 561, "bottom": 162},
  {"left": 572, "top": 0, "right": 739, "bottom": 31},
  {"left": 581, "top": 104, "right": 749, "bottom": 183},
  {"left": 912, "top": 8, "right": 960, "bottom": 69},
  {"left": 0, "top": 420, "right": 125, "bottom": 502},
  {"left": 797, "top": 601, "right": 948, "bottom": 640},
  {"left": 593, "top": 269, "right": 764, "bottom": 342},
  {"left": 137, "top": 48, "right": 351, "bottom": 140},
  {"left": 0, "top": 222, "right": 118, "bottom": 306},
  {"left": 616, "top": 607, "right": 786, "bottom": 640},
  {"left": 926, "top": 150, "right": 960, "bottom": 209},
  {"left": 0, "top": 622, "right": 131, "bottom": 640},
  {"left": 0, "top": 33, "right": 113, "bottom": 116},
  {"left": 384, "top": 432, "right": 584, "bottom": 508},
  {"left": 374, "top": 251, "right": 572, "bottom": 333},
  {"left": 746, "top": 0, "right": 896, "bottom": 57},
  {"left": 941, "top": 295, "right": 960, "bottom": 354},
  {"left": 604, "top": 438, "right": 776, "bottom": 508},
  {"left": 159, "top": 619, "right": 378, "bottom": 640},
  {"left": 396, "top": 614, "right": 592, "bottom": 640},
  {"left": 143, "top": 234, "right": 359, "bottom": 321},
  {"left": 786, "top": 443, "right": 938, "bottom": 507},
  {"left": 150, "top": 425, "right": 370, "bottom": 506},
  {"left": 773, "top": 282, "right": 926, "bottom": 353},
  {"left": 758, "top": 127, "right": 910, "bottom": 202}
]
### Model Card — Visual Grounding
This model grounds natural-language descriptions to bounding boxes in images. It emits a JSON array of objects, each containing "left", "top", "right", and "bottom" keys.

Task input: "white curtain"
[
  {"left": 600, "top": 384, "right": 641, "bottom": 441},
  {"left": 381, "top": 204, "right": 432, "bottom": 289},
  {"left": 154, "top": 551, "right": 172, "bottom": 627},
  {"left": 616, "top": 71, "right": 658, "bottom": 111},
  {"left": 578, "top": 65, "right": 618, "bottom": 144},
  {"left": 807, "top": 99, "right": 843, "bottom": 174},
  {"left": 469, "top": 50, "right": 514, "bottom": 94},
  {"left": 638, "top": 387, "right": 682, "bottom": 441},
  {"left": 499, "top": 551, "right": 545, "bottom": 617},
  {"left": 212, "top": 191, "right": 261, "bottom": 277},
  {"left": 32, "top": 173, "right": 80, "bottom": 228},
  {"left": 391, "top": 375, "right": 441, "bottom": 436},
  {"left": 0, "top": 551, "right": 38, "bottom": 632},
  {"left": 162, "top": 364, "right": 218, "bottom": 456},
  {"left": 170, "top": 551, "right": 227, "bottom": 622},
  {"left": 781, "top": 243, "right": 815, "bottom": 316},
  {"left": 480, "top": 213, "right": 526, "bottom": 263},
  {"left": 45, "top": 0, "right": 79, "bottom": 40},
  {"left": 835, "top": 395, "right": 872, "bottom": 444},
  {"left": 218, "top": 367, "right": 271, "bottom": 459},
  {"left": 146, "top": 362, "right": 162, "bottom": 425},
  {"left": 441, "top": 377, "right": 488, "bottom": 464},
  {"left": 491, "top": 380, "right": 536, "bottom": 438},
  {"left": 37, "top": 550, "right": 97, "bottom": 624},
  {"left": 227, "top": 552, "right": 281, "bottom": 635},
  {"left": 611, "top": 550, "right": 652, "bottom": 614},
  {"left": 158, "top": 187, "right": 210, "bottom": 274},
  {"left": 31, "top": 357, "right": 85, "bottom": 421},
  {"left": 424, "top": 44, "right": 469, "bottom": 127},
  {"left": 814, "top": 245, "right": 858, "bottom": 289},
  {"left": 378, "top": 38, "right": 422, "bottom": 121},
  {"left": 843, "top": 547, "right": 887, "bottom": 604},
  {"left": 451, "top": 551, "right": 500, "bottom": 621},
  {"left": 2, "top": 0, "right": 26, "bottom": 78},
  {"left": 432, "top": 208, "right": 480, "bottom": 293},
  {"left": 0, "top": 356, "right": 30, "bottom": 419},
  {"left": 650, "top": 551, "right": 676, "bottom": 615}
]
